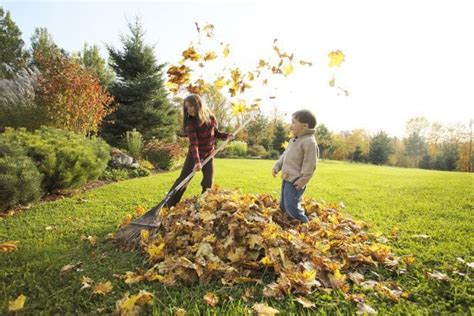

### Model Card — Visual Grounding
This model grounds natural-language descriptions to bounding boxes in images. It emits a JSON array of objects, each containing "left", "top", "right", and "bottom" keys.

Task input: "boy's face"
[{"left": 291, "top": 116, "right": 308, "bottom": 136}]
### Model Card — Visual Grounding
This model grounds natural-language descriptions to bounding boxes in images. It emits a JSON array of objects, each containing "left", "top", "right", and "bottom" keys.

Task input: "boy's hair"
[{"left": 292, "top": 110, "right": 317, "bottom": 128}]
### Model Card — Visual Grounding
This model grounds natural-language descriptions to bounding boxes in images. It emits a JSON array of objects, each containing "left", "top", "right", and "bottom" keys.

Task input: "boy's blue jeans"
[{"left": 280, "top": 180, "right": 309, "bottom": 223}]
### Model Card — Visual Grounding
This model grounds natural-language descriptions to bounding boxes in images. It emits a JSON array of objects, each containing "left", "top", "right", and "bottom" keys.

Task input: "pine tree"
[
  {"left": 368, "top": 131, "right": 393, "bottom": 165},
  {"left": 101, "top": 18, "right": 176, "bottom": 146},
  {"left": 0, "top": 7, "right": 28, "bottom": 78},
  {"left": 272, "top": 121, "right": 288, "bottom": 153}
]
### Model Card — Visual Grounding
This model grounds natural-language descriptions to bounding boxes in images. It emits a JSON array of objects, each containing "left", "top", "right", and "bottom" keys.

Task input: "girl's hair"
[
  {"left": 183, "top": 94, "right": 214, "bottom": 131},
  {"left": 292, "top": 110, "right": 317, "bottom": 128}
]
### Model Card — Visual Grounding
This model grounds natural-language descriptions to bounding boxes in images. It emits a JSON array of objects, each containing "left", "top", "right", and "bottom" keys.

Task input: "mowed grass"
[{"left": 1, "top": 159, "right": 473, "bottom": 314}]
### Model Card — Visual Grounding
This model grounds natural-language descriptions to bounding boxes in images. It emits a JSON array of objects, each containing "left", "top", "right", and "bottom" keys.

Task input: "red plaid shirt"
[{"left": 186, "top": 116, "right": 230, "bottom": 164}]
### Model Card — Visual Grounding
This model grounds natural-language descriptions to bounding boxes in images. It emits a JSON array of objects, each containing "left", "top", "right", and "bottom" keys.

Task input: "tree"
[
  {"left": 433, "top": 143, "right": 459, "bottom": 171},
  {"left": 0, "top": 7, "right": 28, "bottom": 77},
  {"left": 101, "top": 18, "right": 176, "bottom": 146},
  {"left": 352, "top": 145, "right": 364, "bottom": 162},
  {"left": 202, "top": 85, "right": 230, "bottom": 129},
  {"left": 368, "top": 131, "right": 393, "bottom": 165},
  {"left": 247, "top": 113, "right": 270, "bottom": 147},
  {"left": 404, "top": 132, "right": 427, "bottom": 167},
  {"left": 315, "top": 124, "right": 332, "bottom": 159},
  {"left": 30, "top": 27, "right": 64, "bottom": 67},
  {"left": 34, "top": 53, "right": 114, "bottom": 135},
  {"left": 77, "top": 43, "right": 115, "bottom": 88},
  {"left": 272, "top": 121, "right": 288, "bottom": 153}
]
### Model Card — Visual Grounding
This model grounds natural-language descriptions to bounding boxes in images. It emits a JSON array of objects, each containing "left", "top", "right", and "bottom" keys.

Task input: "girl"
[{"left": 166, "top": 94, "right": 232, "bottom": 208}]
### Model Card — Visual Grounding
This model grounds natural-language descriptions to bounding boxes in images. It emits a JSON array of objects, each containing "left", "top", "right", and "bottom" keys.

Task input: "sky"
[{"left": 2, "top": 0, "right": 473, "bottom": 137}]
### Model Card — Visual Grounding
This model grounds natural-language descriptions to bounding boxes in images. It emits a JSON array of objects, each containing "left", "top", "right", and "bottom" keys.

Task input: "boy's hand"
[
  {"left": 272, "top": 169, "right": 279, "bottom": 177},
  {"left": 294, "top": 179, "right": 305, "bottom": 190},
  {"left": 194, "top": 163, "right": 202, "bottom": 171}
]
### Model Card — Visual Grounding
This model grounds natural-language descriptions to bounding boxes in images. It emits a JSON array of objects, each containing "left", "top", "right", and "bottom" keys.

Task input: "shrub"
[
  {"left": 99, "top": 167, "right": 150, "bottom": 182},
  {"left": 138, "top": 159, "right": 154, "bottom": 170},
  {"left": 0, "top": 139, "right": 43, "bottom": 211},
  {"left": 1, "top": 126, "right": 110, "bottom": 191},
  {"left": 263, "top": 150, "right": 280, "bottom": 160},
  {"left": 223, "top": 141, "right": 248, "bottom": 157},
  {"left": 124, "top": 129, "right": 143, "bottom": 160},
  {"left": 248, "top": 144, "right": 267, "bottom": 157},
  {"left": 143, "top": 140, "right": 186, "bottom": 170}
]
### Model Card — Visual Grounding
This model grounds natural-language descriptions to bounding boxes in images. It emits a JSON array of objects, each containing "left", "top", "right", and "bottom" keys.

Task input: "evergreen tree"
[
  {"left": 101, "top": 18, "right": 176, "bottom": 146},
  {"left": 272, "top": 121, "right": 288, "bottom": 153},
  {"left": 0, "top": 7, "right": 28, "bottom": 77},
  {"left": 368, "top": 131, "right": 393, "bottom": 165}
]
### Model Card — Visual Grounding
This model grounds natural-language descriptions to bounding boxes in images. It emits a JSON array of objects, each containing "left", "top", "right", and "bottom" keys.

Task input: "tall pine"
[
  {"left": 0, "top": 7, "right": 28, "bottom": 78},
  {"left": 101, "top": 18, "right": 176, "bottom": 146}
]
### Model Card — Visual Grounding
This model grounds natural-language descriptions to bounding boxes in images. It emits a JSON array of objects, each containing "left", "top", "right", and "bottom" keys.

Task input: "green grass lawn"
[{"left": 1, "top": 159, "right": 473, "bottom": 314}]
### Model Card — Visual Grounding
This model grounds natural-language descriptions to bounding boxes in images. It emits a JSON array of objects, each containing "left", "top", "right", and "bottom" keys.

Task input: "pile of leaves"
[{"left": 118, "top": 186, "right": 409, "bottom": 304}]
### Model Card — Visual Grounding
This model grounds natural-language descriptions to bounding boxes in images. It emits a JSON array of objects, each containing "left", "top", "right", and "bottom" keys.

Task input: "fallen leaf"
[
  {"left": 8, "top": 294, "right": 26, "bottom": 312},
  {"left": 356, "top": 302, "right": 377, "bottom": 315},
  {"left": 0, "top": 240, "right": 19, "bottom": 252},
  {"left": 93, "top": 281, "right": 113, "bottom": 295},
  {"left": 80, "top": 276, "right": 94, "bottom": 290},
  {"left": 295, "top": 296, "right": 315, "bottom": 308},
  {"left": 425, "top": 270, "right": 449, "bottom": 282},
  {"left": 60, "top": 262, "right": 82, "bottom": 274},
  {"left": 253, "top": 303, "right": 279, "bottom": 315},
  {"left": 203, "top": 292, "right": 219, "bottom": 307}
]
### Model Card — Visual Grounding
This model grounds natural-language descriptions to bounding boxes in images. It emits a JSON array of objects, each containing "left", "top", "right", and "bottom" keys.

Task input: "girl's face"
[
  {"left": 290, "top": 116, "right": 307, "bottom": 136},
  {"left": 185, "top": 101, "right": 196, "bottom": 117}
]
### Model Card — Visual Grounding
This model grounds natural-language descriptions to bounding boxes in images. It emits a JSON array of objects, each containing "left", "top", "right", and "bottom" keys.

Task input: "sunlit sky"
[{"left": 2, "top": 0, "right": 473, "bottom": 137}]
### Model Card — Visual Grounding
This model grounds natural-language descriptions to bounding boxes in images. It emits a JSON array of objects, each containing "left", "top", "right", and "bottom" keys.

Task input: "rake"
[{"left": 115, "top": 114, "right": 255, "bottom": 249}]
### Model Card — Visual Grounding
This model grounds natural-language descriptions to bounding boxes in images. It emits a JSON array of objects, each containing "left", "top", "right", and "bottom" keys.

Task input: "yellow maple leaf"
[
  {"left": 0, "top": 240, "right": 19, "bottom": 252},
  {"left": 213, "top": 76, "right": 226, "bottom": 90},
  {"left": 203, "top": 292, "right": 219, "bottom": 307},
  {"left": 182, "top": 46, "right": 200, "bottom": 61},
  {"left": 8, "top": 294, "right": 26, "bottom": 312},
  {"left": 80, "top": 276, "right": 94, "bottom": 290},
  {"left": 282, "top": 62, "right": 294, "bottom": 76},
  {"left": 252, "top": 303, "right": 279, "bottom": 315},
  {"left": 135, "top": 205, "right": 146, "bottom": 216},
  {"left": 93, "top": 281, "right": 113, "bottom": 295},
  {"left": 146, "top": 242, "right": 165, "bottom": 261},
  {"left": 203, "top": 51, "right": 217, "bottom": 61},
  {"left": 223, "top": 44, "right": 230, "bottom": 57},
  {"left": 116, "top": 290, "right": 154, "bottom": 316},
  {"left": 328, "top": 50, "right": 345, "bottom": 67},
  {"left": 231, "top": 102, "right": 247, "bottom": 116}
]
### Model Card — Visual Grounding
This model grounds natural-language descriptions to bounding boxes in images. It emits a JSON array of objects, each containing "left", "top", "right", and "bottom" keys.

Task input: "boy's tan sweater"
[{"left": 272, "top": 128, "right": 319, "bottom": 188}]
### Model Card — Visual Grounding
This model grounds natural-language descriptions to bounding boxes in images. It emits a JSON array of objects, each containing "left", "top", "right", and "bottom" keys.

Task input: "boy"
[{"left": 272, "top": 110, "right": 319, "bottom": 223}]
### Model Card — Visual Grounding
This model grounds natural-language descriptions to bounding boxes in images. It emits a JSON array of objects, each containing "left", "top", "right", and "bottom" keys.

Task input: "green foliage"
[
  {"left": 369, "top": 131, "right": 393, "bottom": 165},
  {"left": 99, "top": 167, "right": 150, "bottom": 182},
  {"left": 315, "top": 124, "right": 332, "bottom": 159},
  {"left": 0, "top": 139, "right": 43, "bottom": 210},
  {"left": 77, "top": 43, "right": 115, "bottom": 88},
  {"left": 247, "top": 144, "right": 267, "bottom": 157},
  {"left": 124, "top": 129, "right": 143, "bottom": 160},
  {"left": 221, "top": 140, "right": 248, "bottom": 157},
  {"left": 0, "top": 7, "right": 29, "bottom": 78},
  {"left": 272, "top": 121, "right": 288, "bottom": 154},
  {"left": 1, "top": 126, "right": 110, "bottom": 191},
  {"left": 142, "top": 140, "right": 186, "bottom": 170},
  {"left": 433, "top": 143, "right": 459, "bottom": 171},
  {"left": 101, "top": 18, "right": 176, "bottom": 146}
]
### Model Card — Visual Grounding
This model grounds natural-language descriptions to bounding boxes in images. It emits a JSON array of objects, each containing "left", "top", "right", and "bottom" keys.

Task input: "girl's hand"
[
  {"left": 227, "top": 134, "right": 234, "bottom": 141},
  {"left": 194, "top": 163, "right": 202, "bottom": 171}
]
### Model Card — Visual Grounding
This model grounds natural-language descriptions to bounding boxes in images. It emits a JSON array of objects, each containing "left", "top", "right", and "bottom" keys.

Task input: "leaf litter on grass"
[{"left": 114, "top": 186, "right": 411, "bottom": 312}]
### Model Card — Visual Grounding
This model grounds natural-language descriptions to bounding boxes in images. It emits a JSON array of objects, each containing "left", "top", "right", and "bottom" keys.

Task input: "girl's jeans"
[{"left": 280, "top": 180, "right": 309, "bottom": 223}]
